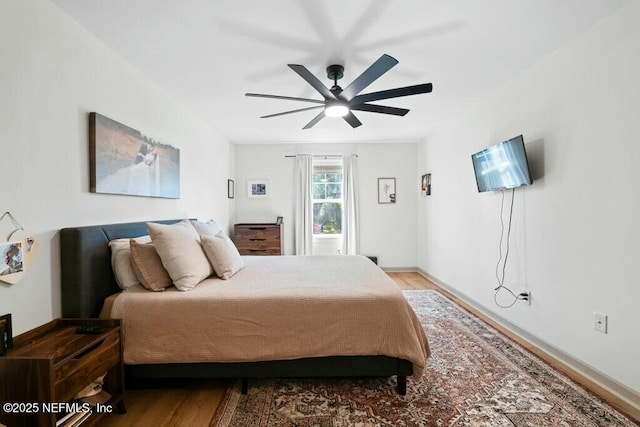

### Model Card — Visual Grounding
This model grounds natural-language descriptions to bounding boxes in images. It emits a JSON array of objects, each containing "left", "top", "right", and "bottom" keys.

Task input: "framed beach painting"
[{"left": 89, "top": 112, "right": 180, "bottom": 198}]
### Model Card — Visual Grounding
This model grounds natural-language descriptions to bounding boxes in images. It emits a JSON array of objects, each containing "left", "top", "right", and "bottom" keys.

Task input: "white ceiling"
[{"left": 51, "top": 0, "right": 627, "bottom": 143}]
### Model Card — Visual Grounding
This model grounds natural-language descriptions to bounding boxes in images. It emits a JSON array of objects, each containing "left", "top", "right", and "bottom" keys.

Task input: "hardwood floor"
[
  {"left": 97, "top": 379, "right": 228, "bottom": 427},
  {"left": 96, "top": 272, "right": 639, "bottom": 425},
  {"left": 387, "top": 271, "right": 439, "bottom": 290}
]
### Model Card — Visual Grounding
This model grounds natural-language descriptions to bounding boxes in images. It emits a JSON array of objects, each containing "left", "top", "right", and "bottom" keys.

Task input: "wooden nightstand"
[
  {"left": 234, "top": 223, "right": 283, "bottom": 255},
  {"left": 0, "top": 318, "right": 125, "bottom": 427}
]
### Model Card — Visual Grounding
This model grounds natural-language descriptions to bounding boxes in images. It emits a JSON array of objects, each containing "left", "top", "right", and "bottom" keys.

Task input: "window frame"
[{"left": 312, "top": 159, "right": 344, "bottom": 237}]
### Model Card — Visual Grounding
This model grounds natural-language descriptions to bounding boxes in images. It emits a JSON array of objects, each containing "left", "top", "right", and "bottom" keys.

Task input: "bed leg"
[
  {"left": 241, "top": 377, "right": 248, "bottom": 395},
  {"left": 397, "top": 375, "right": 407, "bottom": 395}
]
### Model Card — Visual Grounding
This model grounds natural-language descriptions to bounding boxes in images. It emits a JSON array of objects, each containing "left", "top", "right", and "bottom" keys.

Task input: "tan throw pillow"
[
  {"left": 147, "top": 220, "right": 213, "bottom": 291},
  {"left": 109, "top": 235, "right": 151, "bottom": 290},
  {"left": 191, "top": 219, "right": 222, "bottom": 238},
  {"left": 129, "top": 240, "right": 173, "bottom": 292},
  {"left": 201, "top": 232, "right": 244, "bottom": 280}
]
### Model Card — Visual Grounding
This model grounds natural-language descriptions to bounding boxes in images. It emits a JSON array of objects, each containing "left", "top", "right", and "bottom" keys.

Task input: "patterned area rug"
[{"left": 210, "top": 290, "right": 638, "bottom": 426}]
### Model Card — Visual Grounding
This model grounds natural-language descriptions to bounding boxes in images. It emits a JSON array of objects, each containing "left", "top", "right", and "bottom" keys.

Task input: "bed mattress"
[{"left": 108, "top": 255, "right": 430, "bottom": 378}]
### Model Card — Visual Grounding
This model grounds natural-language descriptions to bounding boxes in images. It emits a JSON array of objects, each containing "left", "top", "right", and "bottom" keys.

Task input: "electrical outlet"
[
  {"left": 519, "top": 291, "right": 531, "bottom": 305},
  {"left": 594, "top": 312, "right": 608, "bottom": 334}
]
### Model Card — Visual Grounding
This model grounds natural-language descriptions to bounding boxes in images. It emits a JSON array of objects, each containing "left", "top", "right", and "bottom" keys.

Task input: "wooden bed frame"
[{"left": 60, "top": 219, "right": 412, "bottom": 394}]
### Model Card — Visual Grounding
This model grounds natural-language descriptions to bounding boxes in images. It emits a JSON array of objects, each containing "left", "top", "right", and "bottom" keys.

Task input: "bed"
[{"left": 60, "top": 219, "right": 429, "bottom": 394}]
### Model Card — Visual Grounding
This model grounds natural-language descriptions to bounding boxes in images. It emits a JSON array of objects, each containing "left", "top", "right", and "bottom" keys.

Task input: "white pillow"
[
  {"left": 201, "top": 232, "right": 244, "bottom": 280},
  {"left": 109, "top": 235, "right": 151, "bottom": 290},
  {"left": 147, "top": 220, "right": 213, "bottom": 291},
  {"left": 191, "top": 219, "right": 222, "bottom": 237}
]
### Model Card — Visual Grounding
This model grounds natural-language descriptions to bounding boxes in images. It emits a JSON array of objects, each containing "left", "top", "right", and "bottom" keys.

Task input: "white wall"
[
  {"left": 234, "top": 142, "right": 418, "bottom": 268},
  {"left": 0, "top": 0, "right": 232, "bottom": 334},
  {"left": 417, "top": 1, "right": 640, "bottom": 396}
]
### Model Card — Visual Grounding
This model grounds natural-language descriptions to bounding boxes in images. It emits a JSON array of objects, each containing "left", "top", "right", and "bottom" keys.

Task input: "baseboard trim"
[{"left": 417, "top": 268, "right": 640, "bottom": 421}]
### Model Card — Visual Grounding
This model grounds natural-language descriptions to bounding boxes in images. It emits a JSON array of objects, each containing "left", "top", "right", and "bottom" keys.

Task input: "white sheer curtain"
[
  {"left": 342, "top": 154, "right": 360, "bottom": 255},
  {"left": 294, "top": 155, "right": 313, "bottom": 255}
]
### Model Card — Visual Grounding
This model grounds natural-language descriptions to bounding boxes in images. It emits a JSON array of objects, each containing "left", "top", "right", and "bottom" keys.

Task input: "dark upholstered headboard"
[{"left": 60, "top": 219, "right": 186, "bottom": 318}]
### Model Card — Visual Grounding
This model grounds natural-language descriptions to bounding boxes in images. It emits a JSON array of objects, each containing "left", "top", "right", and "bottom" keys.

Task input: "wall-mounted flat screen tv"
[{"left": 471, "top": 135, "right": 532, "bottom": 192}]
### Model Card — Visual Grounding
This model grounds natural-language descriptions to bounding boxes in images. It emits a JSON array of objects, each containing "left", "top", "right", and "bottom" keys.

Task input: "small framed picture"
[
  {"left": 227, "top": 179, "right": 235, "bottom": 199},
  {"left": 276, "top": 216, "right": 283, "bottom": 225},
  {"left": 378, "top": 178, "right": 396, "bottom": 204},
  {"left": 247, "top": 179, "right": 269, "bottom": 198},
  {"left": 421, "top": 173, "right": 431, "bottom": 196},
  {"left": 0, "top": 242, "right": 24, "bottom": 277}
]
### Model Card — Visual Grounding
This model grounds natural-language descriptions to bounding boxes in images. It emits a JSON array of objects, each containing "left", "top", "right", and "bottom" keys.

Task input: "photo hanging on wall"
[
  {"left": 378, "top": 177, "right": 396, "bottom": 204},
  {"left": 90, "top": 112, "right": 181, "bottom": 199},
  {"left": 228, "top": 179, "right": 235, "bottom": 199},
  {"left": 247, "top": 179, "right": 270, "bottom": 198},
  {"left": 0, "top": 241, "right": 24, "bottom": 278},
  {"left": 421, "top": 173, "right": 431, "bottom": 196}
]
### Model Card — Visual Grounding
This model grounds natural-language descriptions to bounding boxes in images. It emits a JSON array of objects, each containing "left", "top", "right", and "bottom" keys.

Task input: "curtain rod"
[{"left": 284, "top": 154, "right": 358, "bottom": 159}]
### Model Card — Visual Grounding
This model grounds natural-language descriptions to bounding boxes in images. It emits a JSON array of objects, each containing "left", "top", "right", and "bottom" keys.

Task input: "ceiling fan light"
[{"left": 325, "top": 104, "right": 349, "bottom": 117}]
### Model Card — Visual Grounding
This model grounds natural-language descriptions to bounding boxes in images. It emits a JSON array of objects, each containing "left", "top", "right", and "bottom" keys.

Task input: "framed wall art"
[
  {"left": 378, "top": 177, "right": 396, "bottom": 204},
  {"left": 421, "top": 173, "right": 431, "bottom": 196},
  {"left": 247, "top": 179, "right": 270, "bottom": 198},
  {"left": 0, "top": 241, "right": 23, "bottom": 278},
  {"left": 228, "top": 179, "right": 235, "bottom": 199},
  {"left": 0, "top": 211, "right": 36, "bottom": 285},
  {"left": 90, "top": 112, "right": 181, "bottom": 198}
]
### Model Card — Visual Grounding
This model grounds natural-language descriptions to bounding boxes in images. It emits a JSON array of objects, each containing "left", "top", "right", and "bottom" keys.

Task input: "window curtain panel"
[
  {"left": 342, "top": 154, "right": 360, "bottom": 255},
  {"left": 294, "top": 154, "right": 313, "bottom": 255}
]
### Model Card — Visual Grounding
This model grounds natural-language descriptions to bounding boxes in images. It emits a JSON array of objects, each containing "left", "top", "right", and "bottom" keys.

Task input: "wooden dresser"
[
  {"left": 233, "top": 223, "right": 282, "bottom": 255},
  {"left": 0, "top": 318, "right": 125, "bottom": 427}
]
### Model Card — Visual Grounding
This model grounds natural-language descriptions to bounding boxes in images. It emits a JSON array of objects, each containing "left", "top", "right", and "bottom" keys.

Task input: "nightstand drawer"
[
  {"left": 54, "top": 331, "right": 120, "bottom": 403},
  {"left": 0, "top": 318, "right": 124, "bottom": 427}
]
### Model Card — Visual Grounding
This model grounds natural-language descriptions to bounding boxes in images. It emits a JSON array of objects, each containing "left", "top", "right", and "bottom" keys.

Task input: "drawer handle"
[
  {"left": 248, "top": 227, "right": 267, "bottom": 230},
  {"left": 72, "top": 338, "right": 106, "bottom": 360},
  {"left": 249, "top": 238, "right": 266, "bottom": 241},
  {"left": 249, "top": 249, "right": 267, "bottom": 252}
]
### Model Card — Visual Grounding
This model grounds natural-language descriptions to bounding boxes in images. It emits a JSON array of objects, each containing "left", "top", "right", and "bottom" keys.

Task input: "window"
[{"left": 312, "top": 162, "right": 343, "bottom": 235}]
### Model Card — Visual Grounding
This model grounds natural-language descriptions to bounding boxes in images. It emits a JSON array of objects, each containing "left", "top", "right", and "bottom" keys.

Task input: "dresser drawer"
[
  {"left": 234, "top": 227, "right": 280, "bottom": 241},
  {"left": 238, "top": 248, "right": 281, "bottom": 256},
  {"left": 54, "top": 331, "right": 121, "bottom": 402},
  {"left": 235, "top": 238, "right": 280, "bottom": 250},
  {"left": 234, "top": 223, "right": 282, "bottom": 256}
]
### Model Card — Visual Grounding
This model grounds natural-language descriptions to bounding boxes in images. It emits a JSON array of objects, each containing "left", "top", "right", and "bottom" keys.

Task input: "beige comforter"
[{"left": 110, "top": 255, "right": 430, "bottom": 378}]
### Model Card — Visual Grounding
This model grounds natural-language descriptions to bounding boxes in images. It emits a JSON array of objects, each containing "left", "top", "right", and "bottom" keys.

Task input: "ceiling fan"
[{"left": 245, "top": 54, "right": 433, "bottom": 129}]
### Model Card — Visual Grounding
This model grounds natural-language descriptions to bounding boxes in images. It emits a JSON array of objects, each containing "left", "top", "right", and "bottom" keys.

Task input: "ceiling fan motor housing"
[{"left": 326, "top": 64, "right": 344, "bottom": 82}]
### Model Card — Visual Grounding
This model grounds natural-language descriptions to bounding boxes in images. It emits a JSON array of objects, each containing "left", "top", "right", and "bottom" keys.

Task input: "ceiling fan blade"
[
  {"left": 246, "top": 93, "right": 325, "bottom": 104},
  {"left": 261, "top": 105, "right": 325, "bottom": 119},
  {"left": 350, "top": 83, "right": 433, "bottom": 104},
  {"left": 340, "top": 54, "right": 399, "bottom": 100},
  {"left": 303, "top": 111, "right": 326, "bottom": 129},
  {"left": 288, "top": 64, "right": 336, "bottom": 100},
  {"left": 350, "top": 104, "right": 409, "bottom": 116},
  {"left": 342, "top": 111, "right": 363, "bottom": 128}
]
